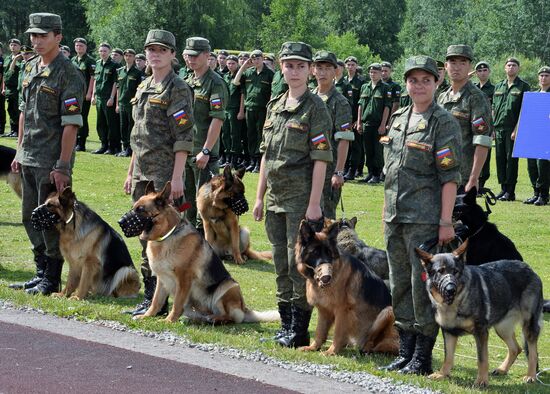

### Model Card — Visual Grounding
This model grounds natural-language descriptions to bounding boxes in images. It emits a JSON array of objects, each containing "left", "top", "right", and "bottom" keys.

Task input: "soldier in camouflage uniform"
[
  {"left": 9, "top": 13, "right": 85, "bottom": 295},
  {"left": 312, "top": 51, "right": 353, "bottom": 219},
  {"left": 253, "top": 42, "right": 333, "bottom": 348},
  {"left": 474, "top": 61, "right": 495, "bottom": 191},
  {"left": 71, "top": 37, "right": 95, "bottom": 151},
  {"left": 437, "top": 45, "right": 493, "bottom": 193},
  {"left": 123, "top": 30, "right": 194, "bottom": 316},
  {"left": 183, "top": 37, "right": 228, "bottom": 229},
  {"left": 381, "top": 55, "right": 461, "bottom": 375},
  {"left": 2, "top": 38, "right": 22, "bottom": 137}
]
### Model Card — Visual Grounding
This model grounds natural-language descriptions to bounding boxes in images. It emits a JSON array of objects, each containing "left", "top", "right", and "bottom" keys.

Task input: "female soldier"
[
  {"left": 123, "top": 30, "right": 194, "bottom": 316},
  {"left": 252, "top": 42, "right": 332, "bottom": 347},
  {"left": 380, "top": 56, "right": 461, "bottom": 374}
]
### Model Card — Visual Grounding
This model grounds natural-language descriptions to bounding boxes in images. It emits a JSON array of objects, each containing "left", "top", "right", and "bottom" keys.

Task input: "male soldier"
[
  {"left": 524, "top": 66, "right": 550, "bottom": 206},
  {"left": 111, "top": 48, "right": 123, "bottom": 65},
  {"left": 474, "top": 60, "right": 495, "bottom": 191},
  {"left": 183, "top": 37, "right": 228, "bottom": 229},
  {"left": 9, "top": 13, "right": 85, "bottom": 295},
  {"left": 2, "top": 38, "right": 22, "bottom": 138},
  {"left": 71, "top": 37, "right": 95, "bottom": 151},
  {"left": 264, "top": 54, "right": 275, "bottom": 71},
  {"left": 115, "top": 49, "right": 143, "bottom": 157},
  {"left": 437, "top": 45, "right": 492, "bottom": 193},
  {"left": 312, "top": 51, "right": 353, "bottom": 219},
  {"left": 60, "top": 45, "right": 70, "bottom": 58},
  {"left": 334, "top": 59, "right": 353, "bottom": 103},
  {"left": 223, "top": 54, "right": 245, "bottom": 168},
  {"left": 238, "top": 51, "right": 249, "bottom": 67},
  {"left": 381, "top": 61, "right": 401, "bottom": 115},
  {"left": 217, "top": 50, "right": 229, "bottom": 75},
  {"left": 435, "top": 60, "right": 449, "bottom": 98},
  {"left": 135, "top": 53, "right": 146, "bottom": 72},
  {"left": 343, "top": 56, "right": 364, "bottom": 180},
  {"left": 356, "top": 63, "right": 391, "bottom": 184},
  {"left": 207, "top": 52, "right": 218, "bottom": 71},
  {"left": 16, "top": 46, "right": 36, "bottom": 106},
  {"left": 91, "top": 42, "right": 120, "bottom": 154},
  {"left": 270, "top": 58, "right": 288, "bottom": 99},
  {"left": 233, "top": 49, "right": 274, "bottom": 173},
  {"left": 0, "top": 43, "right": 5, "bottom": 135},
  {"left": 492, "top": 57, "right": 531, "bottom": 201}
]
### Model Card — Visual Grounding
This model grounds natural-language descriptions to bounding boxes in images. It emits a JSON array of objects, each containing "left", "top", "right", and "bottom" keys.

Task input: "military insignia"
[
  {"left": 374, "top": 93, "right": 383, "bottom": 99},
  {"left": 417, "top": 122, "right": 426, "bottom": 130},
  {"left": 451, "top": 110, "right": 469, "bottom": 120},
  {"left": 40, "top": 68, "right": 51, "bottom": 77},
  {"left": 436, "top": 147, "right": 456, "bottom": 169},
  {"left": 173, "top": 109, "right": 188, "bottom": 125},
  {"left": 317, "top": 142, "right": 328, "bottom": 150},
  {"left": 211, "top": 97, "right": 222, "bottom": 110},
  {"left": 472, "top": 117, "right": 487, "bottom": 133},
  {"left": 149, "top": 98, "right": 169, "bottom": 106},
  {"left": 263, "top": 120, "right": 273, "bottom": 128},
  {"left": 64, "top": 98, "right": 80, "bottom": 113},
  {"left": 286, "top": 120, "right": 308, "bottom": 131},
  {"left": 386, "top": 91, "right": 392, "bottom": 98},
  {"left": 340, "top": 122, "right": 351, "bottom": 131},
  {"left": 23, "top": 80, "right": 29, "bottom": 88},
  {"left": 40, "top": 85, "right": 57, "bottom": 95},
  {"left": 195, "top": 94, "right": 208, "bottom": 102},
  {"left": 25, "top": 63, "right": 32, "bottom": 72},
  {"left": 406, "top": 141, "right": 432, "bottom": 151},
  {"left": 91, "top": 64, "right": 96, "bottom": 70},
  {"left": 347, "top": 90, "right": 353, "bottom": 96},
  {"left": 311, "top": 133, "right": 327, "bottom": 146},
  {"left": 396, "top": 90, "right": 401, "bottom": 95},
  {"left": 379, "top": 136, "right": 392, "bottom": 144}
]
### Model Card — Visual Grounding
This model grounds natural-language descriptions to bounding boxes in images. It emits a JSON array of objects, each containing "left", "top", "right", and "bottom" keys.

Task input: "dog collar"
[
  {"left": 65, "top": 211, "right": 75, "bottom": 224},
  {"left": 153, "top": 224, "right": 178, "bottom": 242}
]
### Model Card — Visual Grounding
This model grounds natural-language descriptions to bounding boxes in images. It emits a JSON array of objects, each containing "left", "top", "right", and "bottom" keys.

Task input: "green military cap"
[
  {"left": 538, "top": 66, "right": 550, "bottom": 75},
  {"left": 136, "top": 53, "right": 146, "bottom": 60},
  {"left": 113, "top": 47, "right": 123, "bottom": 55},
  {"left": 312, "top": 50, "right": 337, "bottom": 67},
  {"left": 475, "top": 61, "right": 490, "bottom": 70},
  {"left": 403, "top": 55, "right": 439, "bottom": 81},
  {"left": 9, "top": 38, "right": 22, "bottom": 45},
  {"left": 381, "top": 61, "right": 392, "bottom": 69},
  {"left": 250, "top": 49, "right": 263, "bottom": 58},
  {"left": 238, "top": 52, "right": 249, "bottom": 58},
  {"left": 145, "top": 30, "right": 176, "bottom": 51},
  {"left": 25, "top": 13, "right": 62, "bottom": 34},
  {"left": 345, "top": 56, "right": 358, "bottom": 64},
  {"left": 368, "top": 62, "right": 382, "bottom": 71},
  {"left": 279, "top": 41, "right": 312, "bottom": 62},
  {"left": 124, "top": 48, "right": 136, "bottom": 55},
  {"left": 183, "top": 37, "right": 210, "bottom": 55},
  {"left": 227, "top": 54, "right": 238, "bottom": 62},
  {"left": 60, "top": 45, "right": 70, "bottom": 52},
  {"left": 337, "top": 59, "right": 345, "bottom": 67},
  {"left": 436, "top": 60, "right": 445, "bottom": 68},
  {"left": 21, "top": 45, "right": 34, "bottom": 54},
  {"left": 73, "top": 37, "right": 87, "bottom": 45},
  {"left": 264, "top": 54, "right": 275, "bottom": 62},
  {"left": 99, "top": 42, "right": 111, "bottom": 50},
  {"left": 217, "top": 50, "right": 229, "bottom": 56},
  {"left": 446, "top": 44, "right": 473, "bottom": 61},
  {"left": 506, "top": 57, "right": 520, "bottom": 66}
]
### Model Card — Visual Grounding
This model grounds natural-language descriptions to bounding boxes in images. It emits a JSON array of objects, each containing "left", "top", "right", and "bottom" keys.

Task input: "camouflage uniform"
[
  {"left": 71, "top": 43, "right": 95, "bottom": 149},
  {"left": 117, "top": 61, "right": 143, "bottom": 153}
]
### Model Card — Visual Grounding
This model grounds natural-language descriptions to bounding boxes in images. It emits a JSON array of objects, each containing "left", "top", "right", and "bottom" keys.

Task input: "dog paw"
[
  {"left": 491, "top": 368, "right": 507, "bottom": 376},
  {"left": 164, "top": 315, "right": 180, "bottom": 323},
  {"left": 51, "top": 292, "right": 65, "bottom": 298},
  {"left": 522, "top": 375, "right": 536, "bottom": 384},
  {"left": 69, "top": 295, "right": 82, "bottom": 301},
  {"left": 428, "top": 372, "right": 448, "bottom": 381},
  {"left": 234, "top": 257, "right": 245, "bottom": 265},
  {"left": 298, "top": 345, "right": 316, "bottom": 352},
  {"left": 473, "top": 377, "right": 489, "bottom": 388},
  {"left": 322, "top": 348, "right": 337, "bottom": 356},
  {"left": 132, "top": 314, "right": 146, "bottom": 320}
]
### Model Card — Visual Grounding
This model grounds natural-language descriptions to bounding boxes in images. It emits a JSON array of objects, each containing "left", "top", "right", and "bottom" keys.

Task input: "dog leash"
[
  {"left": 477, "top": 187, "right": 497, "bottom": 215},
  {"left": 339, "top": 190, "right": 346, "bottom": 220},
  {"left": 537, "top": 368, "right": 550, "bottom": 386}
]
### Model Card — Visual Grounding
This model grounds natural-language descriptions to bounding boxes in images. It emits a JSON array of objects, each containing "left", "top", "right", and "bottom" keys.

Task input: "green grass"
[{"left": 1, "top": 108, "right": 549, "bottom": 393}]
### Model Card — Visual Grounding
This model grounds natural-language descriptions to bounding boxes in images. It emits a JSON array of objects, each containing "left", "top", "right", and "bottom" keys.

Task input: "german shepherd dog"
[
  {"left": 296, "top": 220, "right": 398, "bottom": 356},
  {"left": 197, "top": 165, "right": 271, "bottom": 265},
  {"left": 0, "top": 145, "right": 22, "bottom": 198},
  {"left": 416, "top": 240, "right": 543, "bottom": 387},
  {"left": 39, "top": 187, "right": 140, "bottom": 299},
  {"left": 129, "top": 181, "right": 279, "bottom": 324}
]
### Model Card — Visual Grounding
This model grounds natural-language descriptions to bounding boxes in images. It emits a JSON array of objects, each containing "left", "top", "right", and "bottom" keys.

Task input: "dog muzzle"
[
  {"left": 30, "top": 205, "right": 61, "bottom": 231},
  {"left": 314, "top": 263, "right": 333, "bottom": 288},
  {"left": 225, "top": 194, "right": 249, "bottom": 216},
  {"left": 118, "top": 210, "right": 153, "bottom": 238},
  {"left": 436, "top": 274, "right": 457, "bottom": 305}
]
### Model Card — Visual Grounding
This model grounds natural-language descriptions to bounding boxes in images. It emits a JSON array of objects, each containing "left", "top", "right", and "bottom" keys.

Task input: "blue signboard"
[{"left": 513, "top": 92, "right": 550, "bottom": 159}]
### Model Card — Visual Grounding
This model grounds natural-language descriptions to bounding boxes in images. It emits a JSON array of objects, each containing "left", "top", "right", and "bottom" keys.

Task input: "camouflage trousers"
[
  {"left": 184, "top": 157, "right": 219, "bottom": 229},
  {"left": 322, "top": 163, "right": 341, "bottom": 220},
  {"left": 384, "top": 222, "right": 439, "bottom": 338},
  {"left": 265, "top": 210, "right": 311, "bottom": 310},
  {"left": 21, "top": 166, "right": 63, "bottom": 261}
]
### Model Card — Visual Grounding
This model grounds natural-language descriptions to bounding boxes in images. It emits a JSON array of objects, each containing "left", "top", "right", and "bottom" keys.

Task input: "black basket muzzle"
[
  {"left": 30, "top": 204, "right": 61, "bottom": 231},
  {"left": 225, "top": 193, "right": 249, "bottom": 216},
  {"left": 118, "top": 210, "right": 153, "bottom": 238}
]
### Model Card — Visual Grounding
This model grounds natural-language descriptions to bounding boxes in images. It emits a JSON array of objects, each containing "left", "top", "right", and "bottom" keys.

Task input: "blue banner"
[{"left": 513, "top": 92, "right": 550, "bottom": 159}]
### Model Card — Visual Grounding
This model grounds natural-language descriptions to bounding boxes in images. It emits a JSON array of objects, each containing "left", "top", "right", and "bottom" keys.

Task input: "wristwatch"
[
  {"left": 201, "top": 148, "right": 211, "bottom": 156},
  {"left": 334, "top": 171, "right": 345, "bottom": 177}
]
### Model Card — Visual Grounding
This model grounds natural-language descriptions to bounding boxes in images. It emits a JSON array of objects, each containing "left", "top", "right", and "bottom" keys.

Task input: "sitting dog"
[
  {"left": 197, "top": 165, "right": 271, "bottom": 264},
  {"left": 123, "top": 181, "right": 279, "bottom": 324},
  {"left": 34, "top": 187, "right": 140, "bottom": 299},
  {"left": 296, "top": 220, "right": 398, "bottom": 356},
  {"left": 416, "top": 240, "right": 543, "bottom": 387},
  {"left": 0, "top": 145, "right": 22, "bottom": 198}
]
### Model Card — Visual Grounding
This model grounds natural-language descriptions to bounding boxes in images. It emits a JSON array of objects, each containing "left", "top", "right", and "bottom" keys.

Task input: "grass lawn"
[{"left": 1, "top": 107, "right": 549, "bottom": 393}]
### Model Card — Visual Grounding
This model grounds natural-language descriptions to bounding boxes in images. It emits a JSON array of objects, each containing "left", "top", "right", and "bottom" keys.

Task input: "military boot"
[
  {"left": 524, "top": 188, "right": 539, "bottom": 204},
  {"left": 379, "top": 329, "right": 417, "bottom": 371},
  {"left": 495, "top": 184, "right": 507, "bottom": 199},
  {"left": 272, "top": 303, "right": 292, "bottom": 341},
  {"left": 399, "top": 333, "right": 436, "bottom": 375},
  {"left": 9, "top": 255, "right": 48, "bottom": 290},
  {"left": 277, "top": 305, "right": 312, "bottom": 348},
  {"left": 26, "top": 257, "right": 63, "bottom": 296},
  {"left": 127, "top": 276, "right": 168, "bottom": 316}
]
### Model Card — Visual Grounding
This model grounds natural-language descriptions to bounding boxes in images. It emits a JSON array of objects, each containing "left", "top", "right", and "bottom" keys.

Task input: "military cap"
[
  {"left": 264, "top": 54, "right": 274, "bottom": 62},
  {"left": 538, "top": 66, "right": 550, "bottom": 75},
  {"left": 21, "top": 45, "right": 34, "bottom": 54},
  {"left": 345, "top": 56, "right": 358, "bottom": 64},
  {"left": 99, "top": 42, "right": 111, "bottom": 50},
  {"left": 73, "top": 37, "right": 87, "bottom": 45},
  {"left": 124, "top": 48, "right": 136, "bottom": 55},
  {"left": 136, "top": 53, "right": 146, "bottom": 60},
  {"left": 183, "top": 37, "right": 210, "bottom": 55},
  {"left": 144, "top": 30, "right": 176, "bottom": 51},
  {"left": 403, "top": 55, "right": 439, "bottom": 82},
  {"left": 312, "top": 50, "right": 337, "bottom": 67},
  {"left": 381, "top": 61, "right": 393, "bottom": 69},
  {"left": 226, "top": 54, "right": 238, "bottom": 62},
  {"left": 436, "top": 60, "right": 445, "bottom": 68},
  {"left": 337, "top": 59, "right": 345, "bottom": 67},
  {"left": 238, "top": 52, "right": 249, "bottom": 58},
  {"left": 250, "top": 49, "right": 263, "bottom": 58},
  {"left": 60, "top": 45, "right": 70, "bottom": 52},
  {"left": 218, "top": 50, "right": 229, "bottom": 56},
  {"left": 25, "top": 13, "right": 62, "bottom": 34},
  {"left": 446, "top": 44, "right": 473, "bottom": 61},
  {"left": 209, "top": 51, "right": 217, "bottom": 57},
  {"left": 9, "top": 38, "right": 22, "bottom": 45},
  {"left": 113, "top": 47, "right": 123, "bottom": 55},
  {"left": 368, "top": 62, "right": 382, "bottom": 71},
  {"left": 279, "top": 41, "right": 312, "bottom": 62},
  {"left": 506, "top": 57, "right": 520, "bottom": 66},
  {"left": 475, "top": 61, "right": 490, "bottom": 70}
]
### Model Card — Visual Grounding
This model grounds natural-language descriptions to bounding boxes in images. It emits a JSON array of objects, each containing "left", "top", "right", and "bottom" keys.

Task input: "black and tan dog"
[
  {"left": 38, "top": 187, "right": 140, "bottom": 299},
  {"left": 0, "top": 145, "right": 22, "bottom": 198},
  {"left": 127, "top": 181, "right": 279, "bottom": 324},
  {"left": 296, "top": 220, "right": 398, "bottom": 356},
  {"left": 416, "top": 240, "right": 543, "bottom": 387},
  {"left": 197, "top": 165, "right": 271, "bottom": 264}
]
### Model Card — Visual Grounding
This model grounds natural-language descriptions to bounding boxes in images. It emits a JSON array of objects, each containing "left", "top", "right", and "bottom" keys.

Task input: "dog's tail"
[
  {"left": 244, "top": 248, "right": 273, "bottom": 262},
  {"left": 102, "top": 266, "right": 141, "bottom": 298},
  {"left": 243, "top": 309, "right": 280, "bottom": 323},
  {"left": 7, "top": 172, "right": 22, "bottom": 199}
]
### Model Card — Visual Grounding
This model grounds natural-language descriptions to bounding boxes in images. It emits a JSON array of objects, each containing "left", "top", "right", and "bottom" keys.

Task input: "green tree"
[{"left": 324, "top": 32, "right": 381, "bottom": 67}]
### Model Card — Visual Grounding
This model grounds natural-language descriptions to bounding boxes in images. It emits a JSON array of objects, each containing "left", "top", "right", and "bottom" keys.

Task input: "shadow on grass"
[
  {"left": 0, "top": 266, "right": 34, "bottom": 283},
  {"left": 225, "top": 258, "right": 274, "bottom": 273},
  {"left": 0, "top": 221, "right": 23, "bottom": 227}
]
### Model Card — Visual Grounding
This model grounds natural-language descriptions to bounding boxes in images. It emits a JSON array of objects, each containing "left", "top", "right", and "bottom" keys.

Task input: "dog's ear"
[
  {"left": 157, "top": 182, "right": 172, "bottom": 203},
  {"left": 350, "top": 216, "right": 357, "bottom": 229},
  {"left": 299, "top": 220, "right": 316, "bottom": 245},
  {"left": 223, "top": 164, "right": 233, "bottom": 182},
  {"left": 464, "top": 187, "right": 477, "bottom": 205},
  {"left": 59, "top": 186, "right": 76, "bottom": 206},
  {"left": 326, "top": 222, "right": 340, "bottom": 255},
  {"left": 235, "top": 166, "right": 246, "bottom": 179},
  {"left": 452, "top": 239, "right": 468, "bottom": 262},
  {"left": 415, "top": 247, "right": 433, "bottom": 268},
  {"left": 145, "top": 181, "right": 156, "bottom": 195}
]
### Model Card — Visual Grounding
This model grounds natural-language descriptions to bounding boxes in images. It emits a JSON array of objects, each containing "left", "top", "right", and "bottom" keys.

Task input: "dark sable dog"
[
  {"left": 197, "top": 165, "right": 271, "bottom": 265},
  {"left": 296, "top": 220, "right": 398, "bottom": 356},
  {"left": 416, "top": 240, "right": 543, "bottom": 387},
  {"left": 0, "top": 145, "right": 22, "bottom": 198},
  {"left": 128, "top": 181, "right": 279, "bottom": 324},
  {"left": 38, "top": 187, "right": 140, "bottom": 299}
]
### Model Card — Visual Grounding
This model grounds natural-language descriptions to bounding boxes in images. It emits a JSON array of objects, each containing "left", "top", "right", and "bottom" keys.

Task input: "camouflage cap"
[
  {"left": 99, "top": 42, "right": 111, "bottom": 50},
  {"left": 436, "top": 60, "right": 445, "bottom": 69},
  {"left": 344, "top": 56, "right": 358, "bottom": 64},
  {"left": 368, "top": 62, "right": 382, "bottom": 71},
  {"left": 9, "top": 38, "right": 21, "bottom": 45},
  {"left": 183, "top": 37, "right": 210, "bottom": 55},
  {"left": 250, "top": 49, "right": 263, "bottom": 58},
  {"left": 136, "top": 53, "right": 146, "bottom": 60},
  {"left": 73, "top": 37, "right": 87, "bottom": 45},
  {"left": 538, "top": 66, "right": 550, "bottom": 75},
  {"left": 506, "top": 57, "right": 520, "bottom": 66},
  {"left": 217, "top": 50, "right": 229, "bottom": 56},
  {"left": 475, "top": 61, "right": 490, "bottom": 70},
  {"left": 124, "top": 48, "right": 136, "bottom": 55},
  {"left": 381, "top": 61, "right": 392, "bottom": 69},
  {"left": 446, "top": 44, "right": 473, "bottom": 61},
  {"left": 404, "top": 55, "right": 439, "bottom": 82},
  {"left": 226, "top": 54, "right": 238, "bottom": 62},
  {"left": 238, "top": 52, "right": 249, "bottom": 58},
  {"left": 264, "top": 54, "right": 275, "bottom": 62},
  {"left": 312, "top": 50, "right": 337, "bottom": 67},
  {"left": 112, "top": 48, "right": 123, "bottom": 55},
  {"left": 25, "top": 13, "right": 62, "bottom": 34},
  {"left": 145, "top": 30, "right": 176, "bottom": 51},
  {"left": 279, "top": 41, "right": 312, "bottom": 62}
]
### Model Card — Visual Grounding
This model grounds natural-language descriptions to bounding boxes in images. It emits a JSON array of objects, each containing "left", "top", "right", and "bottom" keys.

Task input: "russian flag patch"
[{"left": 311, "top": 133, "right": 327, "bottom": 145}]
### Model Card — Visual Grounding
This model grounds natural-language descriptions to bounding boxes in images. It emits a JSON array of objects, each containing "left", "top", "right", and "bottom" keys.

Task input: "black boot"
[
  {"left": 272, "top": 303, "right": 292, "bottom": 340},
  {"left": 276, "top": 305, "right": 312, "bottom": 348},
  {"left": 25, "top": 257, "right": 63, "bottom": 296},
  {"left": 495, "top": 184, "right": 507, "bottom": 199},
  {"left": 543, "top": 299, "right": 550, "bottom": 313},
  {"left": 92, "top": 144, "right": 108, "bottom": 154},
  {"left": 127, "top": 276, "right": 168, "bottom": 316},
  {"left": 246, "top": 158, "right": 256, "bottom": 172},
  {"left": 9, "top": 255, "right": 48, "bottom": 290},
  {"left": 252, "top": 156, "right": 261, "bottom": 173},
  {"left": 379, "top": 329, "right": 416, "bottom": 371},
  {"left": 230, "top": 154, "right": 239, "bottom": 169},
  {"left": 524, "top": 188, "right": 539, "bottom": 204},
  {"left": 344, "top": 167, "right": 355, "bottom": 181},
  {"left": 499, "top": 184, "right": 516, "bottom": 201},
  {"left": 399, "top": 333, "right": 436, "bottom": 375},
  {"left": 534, "top": 195, "right": 549, "bottom": 206}
]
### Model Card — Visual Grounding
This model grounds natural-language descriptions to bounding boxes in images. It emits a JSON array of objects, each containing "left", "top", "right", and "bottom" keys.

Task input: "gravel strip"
[{"left": 0, "top": 300, "right": 436, "bottom": 393}]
